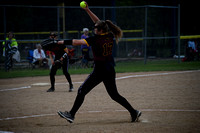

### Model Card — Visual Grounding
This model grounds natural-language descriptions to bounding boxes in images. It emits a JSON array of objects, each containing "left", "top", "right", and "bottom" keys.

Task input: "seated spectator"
[
  {"left": 46, "top": 50, "right": 55, "bottom": 69},
  {"left": 182, "top": 40, "right": 198, "bottom": 62},
  {"left": 186, "top": 40, "right": 196, "bottom": 61},
  {"left": 33, "top": 44, "right": 48, "bottom": 67},
  {"left": 194, "top": 40, "right": 200, "bottom": 60}
]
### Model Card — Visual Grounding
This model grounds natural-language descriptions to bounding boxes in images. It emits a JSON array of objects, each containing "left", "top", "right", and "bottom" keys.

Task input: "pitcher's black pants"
[{"left": 69, "top": 62, "right": 135, "bottom": 117}]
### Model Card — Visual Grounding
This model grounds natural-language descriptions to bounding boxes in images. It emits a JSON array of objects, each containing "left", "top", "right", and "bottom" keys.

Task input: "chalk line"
[
  {"left": 0, "top": 114, "right": 55, "bottom": 121},
  {"left": 0, "top": 70, "right": 199, "bottom": 92},
  {"left": 0, "top": 131, "right": 14, "bottom": 133},
  {"left": 0, "top": 86, "right": 31, "bottom": 92},
  {"left": 0, "top": 109, "right": 200, "bottom": 121},
  {"left": 116, "top": 70, "right": 200, "bottom": 80}
]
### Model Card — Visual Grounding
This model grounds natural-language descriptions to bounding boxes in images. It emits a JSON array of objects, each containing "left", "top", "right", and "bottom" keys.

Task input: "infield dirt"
[{"left": 0, "top": 71, "right": 200, "bottom": 133}]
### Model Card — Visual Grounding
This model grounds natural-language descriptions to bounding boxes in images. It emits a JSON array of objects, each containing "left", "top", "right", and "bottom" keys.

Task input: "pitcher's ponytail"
[{"left": 105, "top": 20, "right": 123, "bottom": 44}]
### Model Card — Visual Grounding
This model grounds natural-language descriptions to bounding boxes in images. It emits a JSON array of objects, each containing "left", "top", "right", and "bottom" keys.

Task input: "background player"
[
  {"left": 2, "top": 31, "right": 20, "bottom": 70},
  {"left": 81, "top": 28, "right": 92, "bottom": 68},
  {"left": 46, "top": 32, "right": 73, "bottom": 92}
]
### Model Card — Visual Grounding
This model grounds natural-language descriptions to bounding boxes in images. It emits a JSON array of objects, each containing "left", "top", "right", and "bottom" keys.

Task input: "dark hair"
[
  {"left": 7, "top": 31, "right": 15, "bottom": 38},
  {"left": 50, "top": 32, "right": 58, "bottom": 37},
  {"left": 95, "top": 20, "right": 123, "bottom": 44}
]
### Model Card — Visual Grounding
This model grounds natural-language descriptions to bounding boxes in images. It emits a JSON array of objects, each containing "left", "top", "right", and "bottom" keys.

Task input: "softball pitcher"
[{"left": 41, "top": 2, "right": 141, "bottom": 123}]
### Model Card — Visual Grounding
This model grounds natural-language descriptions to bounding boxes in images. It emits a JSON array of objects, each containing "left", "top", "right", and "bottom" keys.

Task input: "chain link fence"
[{"left": 1, "top": 5, "right": 182, "bottom": 66}]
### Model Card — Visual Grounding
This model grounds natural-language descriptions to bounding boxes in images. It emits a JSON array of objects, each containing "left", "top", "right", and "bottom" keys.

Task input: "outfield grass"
[
  {"left": 0, "top": 59, "right": 200, "bottom": 79},
  {"left": 115, "top": 59, "right": 200, "bottom": 72}
]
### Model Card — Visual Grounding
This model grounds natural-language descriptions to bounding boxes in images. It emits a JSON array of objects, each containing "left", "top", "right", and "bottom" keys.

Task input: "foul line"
[
  {"left": 116, "top": 70, "right": 200, "bottom": 80},
  {"left": 0, "top": 70, "right": 199, "bottom": 92},
  {"left": 0, "top": 114, "right": 55, "bottom": 121},
  {"left": 0, "top": 109, "right": 200, "bottom": 121},
  {"left": 0, "top": 86, "right": 31, "bottom": 92}
]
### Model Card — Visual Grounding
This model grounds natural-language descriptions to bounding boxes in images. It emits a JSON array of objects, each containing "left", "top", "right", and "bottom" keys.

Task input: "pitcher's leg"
[
  {"left": 103, "top": 69, "right": 141, "bottom": 122},
  {"left": 103, "top": 78, "right": 135, "bottom": 114},
  {"left": 70, "top": 72, "right": 102, "bottom": 117}
]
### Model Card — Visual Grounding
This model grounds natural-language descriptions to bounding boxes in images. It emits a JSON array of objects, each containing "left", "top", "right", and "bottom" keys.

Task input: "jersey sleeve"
[{"left": 85, "top": 36, "right": 96, "bottom": 47}]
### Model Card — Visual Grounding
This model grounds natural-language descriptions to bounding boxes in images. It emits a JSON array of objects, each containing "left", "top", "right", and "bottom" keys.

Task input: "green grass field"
[{"left": 0, "top": 59, "right": 200, "bottom": 79}]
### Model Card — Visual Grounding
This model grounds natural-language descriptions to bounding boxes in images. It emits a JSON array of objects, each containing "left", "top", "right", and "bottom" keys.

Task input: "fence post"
[
  {"left": 62, "top": 4, "right": 66, "bottom": 39},
  {"left": 177, "top": 4, "right": 181, "bottom": 63},
  {"left": 3, "top": 7, "right": 7, "bottom": 71},
  {"left": 103, "top": 7, "right": 105, "bottom": 20},
  {"left": 144, "top": 6, "right": 148, "bottom": 64},
  {"left": 57, "top": 7, "right": 60, "bottom": 39}
]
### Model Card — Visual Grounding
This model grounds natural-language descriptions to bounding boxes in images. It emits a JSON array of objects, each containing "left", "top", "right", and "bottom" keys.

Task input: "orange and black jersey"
[
  {"left": 48, "top": 44, "right": 68, "bottom": 60},
  {"left": 83, "top": 32, "right": 114, "bottom": 63}
]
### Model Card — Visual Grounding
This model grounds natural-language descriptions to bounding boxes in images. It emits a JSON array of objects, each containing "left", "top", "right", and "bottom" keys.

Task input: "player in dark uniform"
[
  {"left": 51, "top": 3, "right": 141, "bottom": 123},
  {"left": 46, "top": 32, "right": 73, "bottom": 92}
]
